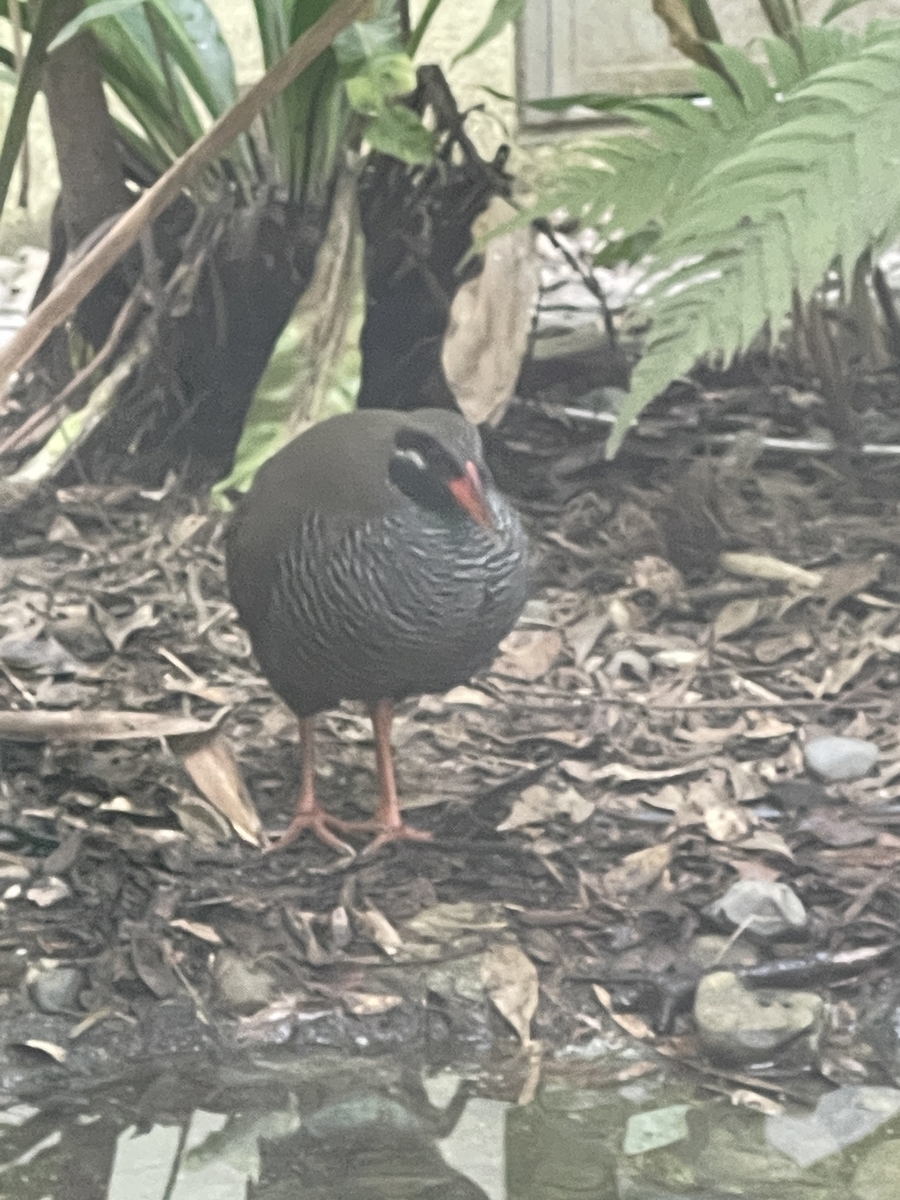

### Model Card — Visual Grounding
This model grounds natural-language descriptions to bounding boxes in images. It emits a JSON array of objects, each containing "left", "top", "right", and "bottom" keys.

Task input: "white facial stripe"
[{"left": 394, "top": 446, "right": 427, "bottom": 470}]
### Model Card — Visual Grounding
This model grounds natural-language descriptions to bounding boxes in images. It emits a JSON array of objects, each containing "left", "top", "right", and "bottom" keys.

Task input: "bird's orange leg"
[
  {"left": 266, "top": 717, "right": 355, "bottom": 855},
  {"left": 351, "top": 698, "right": 432, "bottom": 853}
]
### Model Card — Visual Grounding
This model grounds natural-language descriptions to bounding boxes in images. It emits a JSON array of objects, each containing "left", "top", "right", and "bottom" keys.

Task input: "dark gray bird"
[{"left": 225, "top": 408, "right": 528, "bottom": 852}]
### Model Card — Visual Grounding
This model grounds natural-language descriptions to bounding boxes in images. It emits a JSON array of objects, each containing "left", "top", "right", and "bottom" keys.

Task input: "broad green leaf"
[
  {"left": 0, "top": 0, "right": 74, "bottom": 216},
  {"left": 822, "top": 0, "right": 876, "bottom": 22},
  {"left": 145, "top": 0, "right": 237, "bottom": 118},
  {"left": 453, "top": 0, "right": 525, "bottom": 63},
  {"left": 334, "top": 11, "right": 402, "bottom": 71},
  {"left": 686, "top": 0, "right": 722, "bottom": 41},
  {"left": 344, "top": 52, "right": 415, "bottom": 115},
  {"left": 47, "top": 0, "right": 147, "bottom": 52},
  {"left": 364, "top": 103, "right": 434, "bottom": 163}
]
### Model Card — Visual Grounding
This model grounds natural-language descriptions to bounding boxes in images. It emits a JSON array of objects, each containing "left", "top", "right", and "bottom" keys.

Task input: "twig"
[
  {"left": 0, "top": 287, "right": 144, "bottom": 455},
  {"left": 0, "top": 0, "right": 369, "bottom": 391},
  {"left": 534, "top": 219, "right": 617, "bottom": 343}
]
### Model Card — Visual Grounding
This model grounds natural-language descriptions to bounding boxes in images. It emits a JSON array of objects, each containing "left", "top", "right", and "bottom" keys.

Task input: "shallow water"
[{"left": 3, "top": 1048, "right": 900, "bottom": 1199}]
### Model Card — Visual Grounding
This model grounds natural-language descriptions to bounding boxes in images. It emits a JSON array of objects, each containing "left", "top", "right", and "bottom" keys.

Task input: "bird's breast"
[{"left": 255, "top": 502, "right": 527, "bottom": 713}]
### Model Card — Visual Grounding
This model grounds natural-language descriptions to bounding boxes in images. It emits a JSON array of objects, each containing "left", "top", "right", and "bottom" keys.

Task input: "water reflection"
[
  {"left": 2, "top": 1052, "right": 900, "bottom": 1199},
  {"left": 0, "top": 1054, "right": 505, "bottom": 1200}
]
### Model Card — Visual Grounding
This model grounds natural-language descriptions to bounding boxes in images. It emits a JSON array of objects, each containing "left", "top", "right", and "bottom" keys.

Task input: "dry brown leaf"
[
  {"left": 816, "top": 558, "right": 884, "bottom": 613},
  {"left": 498, "top": 784, "right": 594, "bottom": 831},
  {"left": 565, "top": 612, "right": 610, "bottom": 667},
  {"left": 89, "top": 599, "right": 159, "bottom": 652},
  {"left": 743, "top": 714, "right": 796, "bottom": 740},
  {"left": 443, "top": 198, "right": 539, "bottom": 427},
  {"left": 169, "top": 729, "right": 262, "bottom": 845},
  {"left": 342, "top": 991, "right": 404, "bottom": 1016},
  {"left": 754, "top": 629, "right": 813, "bottom": 664},
  {"left": 729, "top": 1089, "right": 784, "bottom": 1116},
  {"left": 737, "top": 830, "right": 794, "bottom": 859},
  {"left": 443, "top": 685, "right": 495, "bottom": 707},
  {"left": 169, "top": 918, "right": 223, "bottom": 945},
  {"left": 600, "top": 842, "right": 673, "bottom": 894},
  {"left": 568, "top": 760, "right": 709, "bottom": 784},
  {"left": 493, "top": 630, "right": 564, "bottom": 681},
  {"left": 675, "top": 718, "right": 746, "bottom": 745},
  {"left": 720, "top": 553, "right": 821, "bottom": 588},
  {"left": 593, "top": 984, "right": 654, "bottom": 1040},
  {"left": 0, "top": 707, "right": 226, "bottom": 743},
  {"left": 482, "top": 942, "right": 539, "bottom": 1046},
  {"left": 714, "top": 598, "right": 762, "bottom": 640},
  {"left": 686, "top": 779, "right": 750, "bottom": 842},
  {"left": 21, "top": 1040, "right": 67, "bottom": 1063},
  {"left": 355, "top": 905, "right": 403, "bottom": 956}
]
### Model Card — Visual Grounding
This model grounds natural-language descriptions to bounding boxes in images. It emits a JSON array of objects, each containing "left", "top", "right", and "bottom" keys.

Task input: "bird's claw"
[{"left": 264, "top": 810, "right": 356, "bottom": 857}]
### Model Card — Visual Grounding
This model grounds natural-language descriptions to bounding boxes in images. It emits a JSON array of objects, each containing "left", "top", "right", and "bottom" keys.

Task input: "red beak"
[{"left": 448, "top": 461, "right": 494, "bottom": 529}]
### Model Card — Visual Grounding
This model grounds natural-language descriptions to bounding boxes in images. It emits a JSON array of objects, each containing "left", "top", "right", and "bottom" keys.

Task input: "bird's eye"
[{"left": 394, "top": 446, "right": 427, "bottom": 471}]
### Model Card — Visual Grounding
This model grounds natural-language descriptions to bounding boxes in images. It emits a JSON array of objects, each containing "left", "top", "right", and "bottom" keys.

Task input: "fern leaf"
[{"left": 608, "top": 26, "right": 900, "bottom": 455}]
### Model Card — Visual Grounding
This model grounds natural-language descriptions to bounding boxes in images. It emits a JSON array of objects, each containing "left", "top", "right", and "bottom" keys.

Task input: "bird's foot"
[
  {"left": 264, "top": 807, "right": 356, "bottom": 856},
  {"left": 325, "top": 816, "right": 432, "bottom": 856}
]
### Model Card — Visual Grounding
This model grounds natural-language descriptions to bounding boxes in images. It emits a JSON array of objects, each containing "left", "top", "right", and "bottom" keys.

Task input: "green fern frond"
[{"left": 607, "top": 24, "right": 900, "bottom": 454}]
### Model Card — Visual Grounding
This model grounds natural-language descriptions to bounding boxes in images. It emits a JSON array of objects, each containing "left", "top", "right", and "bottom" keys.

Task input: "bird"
[{"left": 225, "top": 407, "right": 528, "bottom": 854}]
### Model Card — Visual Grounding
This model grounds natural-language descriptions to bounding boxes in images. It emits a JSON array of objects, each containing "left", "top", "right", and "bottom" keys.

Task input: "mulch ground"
[{"left": 2, "top": 382, "right": 900, "bottom": 1104}]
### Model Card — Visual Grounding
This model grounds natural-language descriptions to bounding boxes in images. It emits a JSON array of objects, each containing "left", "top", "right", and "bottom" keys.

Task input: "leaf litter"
[{"left": 2, "top": 392, "right": 900, "bottom": 1105}]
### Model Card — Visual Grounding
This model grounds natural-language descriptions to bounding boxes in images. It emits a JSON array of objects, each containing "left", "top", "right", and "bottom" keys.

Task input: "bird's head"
[{"left": 388, "top": 417, "right": 494, "bottom": 530}]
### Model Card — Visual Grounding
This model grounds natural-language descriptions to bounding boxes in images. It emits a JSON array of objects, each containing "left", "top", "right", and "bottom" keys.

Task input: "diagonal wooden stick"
[{"left": 0, "top": 0, "right": 368, "bottom": 396}]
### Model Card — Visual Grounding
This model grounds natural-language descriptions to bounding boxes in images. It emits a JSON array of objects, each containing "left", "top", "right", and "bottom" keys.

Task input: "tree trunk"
[{"left": 41, "top": 0, "right": 133, "bottom": 348}]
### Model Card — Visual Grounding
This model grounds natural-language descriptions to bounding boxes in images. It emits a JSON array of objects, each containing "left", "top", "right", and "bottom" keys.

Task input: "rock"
[
  {"left": 706, "top": 880, "right": 807, "bottom": 938},
  {"left": 804, "top": 736, "right": 879, "bottom": 782},
  {"left": 213, "top": 949, "right": 276, "bottom": 1013},
  {"left": 0, "top": 952, "right": 27, "bottom": 990},
  {"left": 30, "top": 966, "right": 84, "bottom": 1014},
  {"left": 694, "top": 971, "right": 824, "bottom": 1065},
  {"left": 766, "top": 1086, "right": 900, "bottom": 1170},
  {"left": 851, "top": 1138, "right": 900, "bottom": 1199},
  {"left": 685, "top": 934, "right": 759, "bottom": 972}
]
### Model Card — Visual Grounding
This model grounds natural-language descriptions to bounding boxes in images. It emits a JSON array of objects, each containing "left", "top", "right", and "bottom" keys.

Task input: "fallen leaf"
[
  {"left": 90, "top": 599, "right": 158, "bottom": 652},
  {"left": 498, "top": 784, "right": 594, "bottom": 831},
  {"left": 25, "top": 877, "right": 71, "bottom": 907},
  {"left": 355, "top": 905, "right": 403, "bottom": 956},
  {"left": 482, "top": 943, "right": 539, "bottom": 1046},
  {"left": 737, "top": 830, "right": 794, "bottom": 859},
  {"left": 20, "top": 1040, "right": 67, "bottom": 1063},
  {"left": 593, "top": 984, "right": 654, "bottom": 1040},
  {"left": 720, "top": 552, "right": 821, "bottom": 589},
  {"left": 565, "top": 612, "right": 610, "bottom": 667},
  {"left": 494, "top": 630, "right": 564, "bottom": 681},
  {"left": 169, "top": 918, "right": 223, "bottom": 945},
  {"left": 342, "top": 991, "right": 404, "bottom": 1016},
  {"left": 405, "top": 901, "right": 508, "bottom": 941},
  {"left": 0, "top": 707, "right": 227, "bottom": 743},
  {"left": 443, "top": 199, "right": 539, "bottom": 427},
  {"left": 443, "top": 685, "right": 495, "bottom": 707},
  {"left": 169, "top": 729, "right": 262, "bottom": 845},
  {"left": 714, "top": 597, "right": 762, "bottom": 640},
  {"left": 600, "top": 843, "right": 673, "bottom": 894}
]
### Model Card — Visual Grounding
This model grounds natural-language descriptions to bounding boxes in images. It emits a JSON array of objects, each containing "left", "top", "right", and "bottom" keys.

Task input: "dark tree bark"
[
  {"left": 40, "top": 0, "right": 134, "bottom": 348},
  {"left": 356, "top": 66, "right": 513, "bottom": 413}
]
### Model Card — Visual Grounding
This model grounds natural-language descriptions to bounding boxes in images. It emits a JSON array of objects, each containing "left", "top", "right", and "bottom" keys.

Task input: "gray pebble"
[
  {"left": 30, "top": 966, "right": 84, "bottom": 1014},
  {"left": 805, "top": 736, "right": 879, "bottom": 782}
]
